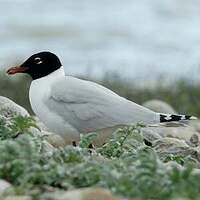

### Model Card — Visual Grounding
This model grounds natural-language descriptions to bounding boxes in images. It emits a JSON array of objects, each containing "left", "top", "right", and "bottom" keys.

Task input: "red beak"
[{"left": 7, "top": 66, "right": 29, "bottom": 75}]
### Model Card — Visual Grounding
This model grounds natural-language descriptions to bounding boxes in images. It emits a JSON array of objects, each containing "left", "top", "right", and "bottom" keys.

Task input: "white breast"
[{"left": 29, "top": 67, "right": 80, "bottom": 142}]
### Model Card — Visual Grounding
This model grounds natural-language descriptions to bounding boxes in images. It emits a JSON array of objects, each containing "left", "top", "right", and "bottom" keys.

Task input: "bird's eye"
[{"left": 34, "top": 57, "right": 43, "bottom": 64}]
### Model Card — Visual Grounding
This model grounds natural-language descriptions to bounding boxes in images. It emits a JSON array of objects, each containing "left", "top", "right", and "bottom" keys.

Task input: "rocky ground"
[{"left": 1, "top": 96, "right": 200, "bottom": 200}]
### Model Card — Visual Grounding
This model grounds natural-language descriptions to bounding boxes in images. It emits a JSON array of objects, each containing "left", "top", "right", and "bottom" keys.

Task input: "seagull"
[{"left": 7, "top": 52, "right": 197, "bottom": 143}]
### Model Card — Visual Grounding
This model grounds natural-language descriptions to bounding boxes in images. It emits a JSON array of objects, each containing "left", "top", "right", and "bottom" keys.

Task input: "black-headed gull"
[{"left": 7, "top": 52, "right": 197, "bottom": 143}]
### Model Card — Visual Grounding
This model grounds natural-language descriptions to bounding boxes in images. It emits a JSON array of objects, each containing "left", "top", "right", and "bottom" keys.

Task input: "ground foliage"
[{"left": 0, "top": 116, "right": 200, "bottom": 199}]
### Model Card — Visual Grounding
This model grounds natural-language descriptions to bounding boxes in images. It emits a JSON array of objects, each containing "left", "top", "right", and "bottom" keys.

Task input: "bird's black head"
[{"left": 7, "top": 51, "right": 62, "bottom": 80}]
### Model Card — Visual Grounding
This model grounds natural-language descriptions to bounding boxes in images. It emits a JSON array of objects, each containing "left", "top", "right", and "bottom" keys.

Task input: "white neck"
[
  {"left": 29, "top": 66, "right": 65, "bottom": 119},
  {"left": 33, "top": 66, "right": 65, "bottom": 83}
]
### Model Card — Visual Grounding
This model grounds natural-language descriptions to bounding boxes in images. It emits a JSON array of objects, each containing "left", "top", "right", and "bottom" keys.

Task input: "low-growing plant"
[
  {"left": 1, "top": 117, "right": 200, "bottom": 200},
  {"left": 0, "top": 115, "right": 39, "bottom": 140}
]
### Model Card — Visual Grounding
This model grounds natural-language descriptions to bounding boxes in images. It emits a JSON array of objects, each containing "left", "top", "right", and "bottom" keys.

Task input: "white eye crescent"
[{"left": 35, "top": 57, "right": 43, "bottom": 64}]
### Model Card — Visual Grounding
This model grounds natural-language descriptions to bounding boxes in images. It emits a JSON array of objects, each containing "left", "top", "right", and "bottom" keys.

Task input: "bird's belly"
[
  {"left": 29, "top": 86, "right": 80, "bottom": 142},
  {"left": 30, "top": 96, "right": 58, "bottom": 130}
]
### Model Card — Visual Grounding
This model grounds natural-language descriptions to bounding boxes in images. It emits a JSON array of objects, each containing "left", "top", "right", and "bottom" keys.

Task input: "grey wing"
[{"left": 47, "top": 76, "right": 158, "bottom": 133}]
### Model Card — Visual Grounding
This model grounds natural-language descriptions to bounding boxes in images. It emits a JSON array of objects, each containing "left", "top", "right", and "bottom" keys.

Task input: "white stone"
[
  {"left": 143, "top": 99, "right": 177, "bottom": 114},
  {"left": 44, "top": 132, "right": 67, "bottom": 148},
  {"left": 144, "top": 123, "right": 199, "bottom": 141},
  {"left": 3, "top": 196, "right": 31, "bottom": 200},
  {"left": 45, "top": 188, "right": 119, "bottom": 200},
  {"left": 0, "top": 179, "right": 11, "bottom": 195},
  {"left": 153, "top": 137, "right": 195, "bottom": 158},
  {"left": 0, "top": 96, "right": 29, "bottom": 118},
  {"left": 189, "top": 120, "right": 200, "bottom": 133}
]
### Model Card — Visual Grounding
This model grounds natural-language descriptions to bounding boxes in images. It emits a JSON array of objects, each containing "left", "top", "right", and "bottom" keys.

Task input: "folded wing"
[{"left": 47, "top": 76, "right": 158, "bottom": 133}]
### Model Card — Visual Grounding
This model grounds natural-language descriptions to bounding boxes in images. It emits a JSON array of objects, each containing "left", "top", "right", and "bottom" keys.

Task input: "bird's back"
[{"left": 48, "top": 76, "right": 159, "bottom": 133}]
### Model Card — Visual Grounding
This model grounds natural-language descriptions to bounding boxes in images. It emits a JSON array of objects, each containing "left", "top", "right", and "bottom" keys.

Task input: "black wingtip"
[{"left": 160, "top": 114, "right": 197, "bottom": 123}]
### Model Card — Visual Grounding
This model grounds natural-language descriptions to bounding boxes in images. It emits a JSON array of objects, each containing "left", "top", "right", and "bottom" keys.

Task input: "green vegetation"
[
  {"left": 0, "top": 115, "right": 38, "bottom": 140},
  {"left": 0, "top": 116, "right": 200, "bottom": 199}
]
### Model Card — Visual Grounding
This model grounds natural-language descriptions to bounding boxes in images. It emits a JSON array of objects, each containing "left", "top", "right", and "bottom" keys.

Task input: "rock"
[
  {"left": 141, "top": 128, "right": 162, "bottom": 144},
  {"left": 0, "top": 97, "right": 42, "bottom": 139},
  {"left": 44, "top": 132, "right": 67, "bottom": 148},
  {"left": 44, "top": 188, "right": 119, "bottom": 200},
  {"left": 153, "top": 137, "right": 196, "bottom": 159},
  {"left": 0, "top": 179, "right": 11, "bottom": 195},
  {"left": 143, "top": 123, "right": 199, "bottom": 142},
  {"left": 0, "top": 96, "right": 29, "bottom": 118},
  {"left": 188, "top": 120, "right": 200, "bottom": 133},
  {"left": 153, "top": 137, "right": 189, "bottom": 151},
  {"left": 40, "top": 139, "right": 55, "bottom": 155},
  {"left": 3, "top": 196, "right": 31, "bottom": 200},
  {"left": 191, "top": 168, "right": 200, "bottom": 176},
  {"left": 142, "top": 99, "right": 177, "bottom": 114},
  {"left": 0, "top": 96, "right": 45, "bottom": 139},
  {"left": 188, "top": 134, "right": 199, "bottom": 147}
]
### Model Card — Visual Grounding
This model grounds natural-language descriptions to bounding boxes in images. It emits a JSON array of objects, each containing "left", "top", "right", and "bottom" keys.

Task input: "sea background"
[{"left": 1, "top": 0, "right": 200, "bottom": 82}]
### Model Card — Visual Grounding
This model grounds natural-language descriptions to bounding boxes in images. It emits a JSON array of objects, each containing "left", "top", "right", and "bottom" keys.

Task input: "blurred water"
[{"left": 1, "top": 0, "right": 200, "bottom": 80}]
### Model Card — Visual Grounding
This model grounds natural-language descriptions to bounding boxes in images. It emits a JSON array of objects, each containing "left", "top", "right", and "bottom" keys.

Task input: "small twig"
[{"left": 12, "top": 132, "right": 21, "bottom": 139}]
